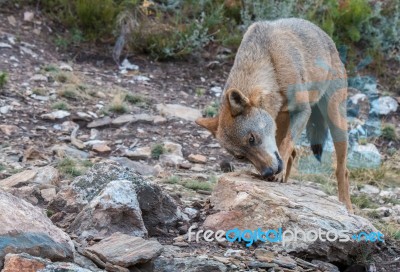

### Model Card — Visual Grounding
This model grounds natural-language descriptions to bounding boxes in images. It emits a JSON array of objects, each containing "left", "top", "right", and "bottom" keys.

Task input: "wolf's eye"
[{"left": 249, "top": 134, "right": 255, "bottom": 145}]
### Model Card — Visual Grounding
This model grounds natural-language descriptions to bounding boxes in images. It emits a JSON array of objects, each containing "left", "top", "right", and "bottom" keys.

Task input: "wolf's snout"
[
  {"left": 261, "top": 152, "right": 283, "bottom": 178},
  {"left": 261, "top": 167, "right": 274, "bottom": 178}
]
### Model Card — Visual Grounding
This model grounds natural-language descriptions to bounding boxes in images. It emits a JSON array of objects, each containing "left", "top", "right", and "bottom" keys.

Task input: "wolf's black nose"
[{"left": 261, "top": 167, "right": 274, "bottom": 178}]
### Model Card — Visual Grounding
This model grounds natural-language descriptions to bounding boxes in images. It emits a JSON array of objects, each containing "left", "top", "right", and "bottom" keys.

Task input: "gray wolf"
[{"left": 196, "top": 18, "right": 353, "bottom": 212}]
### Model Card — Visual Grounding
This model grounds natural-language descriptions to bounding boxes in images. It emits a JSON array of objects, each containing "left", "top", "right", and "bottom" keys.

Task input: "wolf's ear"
[
  {"left": 227, "top": 89, "right": 250, "bottom": 117},
  {"left": 195, "top": 117, "right": 219, "bottom": 137}
]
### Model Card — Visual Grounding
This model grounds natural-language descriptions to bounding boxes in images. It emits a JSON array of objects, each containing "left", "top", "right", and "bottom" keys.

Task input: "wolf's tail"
[{"left": 306, "top": 105, "right": 328, "bottom": 162}]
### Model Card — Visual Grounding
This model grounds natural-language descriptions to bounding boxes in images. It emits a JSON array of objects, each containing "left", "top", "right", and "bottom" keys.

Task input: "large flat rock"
[
  {"left": 204, "top": 173, "right": 378, "bottom": 262},
  {"left": 84, "top": 232, "right": 163, "bottom": 268}
]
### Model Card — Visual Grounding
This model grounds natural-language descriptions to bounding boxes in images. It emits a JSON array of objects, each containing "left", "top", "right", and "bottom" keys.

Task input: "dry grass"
[{"left": 108, "top": 92, "right": 129, "bottom": 114}]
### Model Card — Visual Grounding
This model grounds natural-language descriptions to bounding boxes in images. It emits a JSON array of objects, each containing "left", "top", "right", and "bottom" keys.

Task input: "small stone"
[
  {"left": 40, "top": 188, "right": 57, "bottom": 202},
  {"left": 370, "top": 96, "right": 398, "bottom": 115},
  {"left": 248, "top": 261, "right": 277, "bottom": 269},
  {"left": 163, "top": 141, "right": 183, "bottom": 157},
  {"left": 133, "top": 75, "right": 150, "bottom": 82},
  {"left": 33, "top": 166, "right": 59, "bottom": 186},
  {"left": 153, "top": 116, "right": 167, "bottom": 124},
  {"left": 191, "top": 164, "right": 206, "bottom": 172},
  {"left": 30, "top": 74, "right": 48, "bottom": 82},
  {"left": 23, "top": 11, "right": 35, "bottom": 21},
  {"left": 0, "top": 42, "right": 12, "bottom": 49},
  {"left": 188, "top": 154, "right": 207, "bottom": 164},
  {"left": 119, "top": 59, "right": 139, "bottom": 71},
  {"left": 110, "top": 157, "right": 157, "bottom": 176},
  {"left": 0, "top": 106, "right": 12, "bottom": 114},
  {"left": 272, "top": 256, "right": 297, "bottom": 269},
  {"left": 184, "top": 207, "right": 198, "bottom": 219},
  {"left": 159, "top": 154, "right": 184, "bottom": 167},
  {"left": 0, "top": 124, "right": 19, "bottom": 136},
  {"left": 212, "top": 256, "right": 231, "bottom": 264},
  {"left": 124, "top": 146, "right": 151, "bottom": 160},
  {"left": 133, "top": 113, "right": 155, "bottom": 123},
  {"left": 77, "top": 112, "right": 92, "bottom": 119},
  {"left": 87, "top": 117, "right": 112, "bottom": 128},
  {"left": 360, "top": 184, "right": 380, "bottom": 195},
  {"left": 156, "top": 104, "right": 202, "bottom": 122},
  {"left": 60, "top": 63, "right": 73, "bottom": 71},
  {"left": 312, "top": 260, "right": 340, "bottom": 272},
  {"left": 90, "top": 129, "right": 99, "bottom": 140},
  {"left": 92, "top": 143, "right": 111, "bottom": 153},
  {"left": 210, "top": 86, "right": 223, "bottom": 97},
  {"left": 52, "top": 144, "right": 89, "bottom": 159},
  {"left": 179, "top": 162, "right": 192, "bottom": 169},
  {"left": 2, "top": 253, "right": 45, "bottom": 272},
  {"left": 254, "top": 248, "right": 275, "bottom": 262},
  {"left": 224, "top": 249, "right": 244, "bottom": 257},
  {"left": 84, "top": 232, "right": 163, "bottom": 267},
  {"left": 0, "top": 170, "right": 37, "bottom": 188},
  {"left": 7, "top": 16, "right": 17, "bottom": 26},
  {"left": 41, "top": 110, "right": 70, "bottom": 120},
  {"left": 112, "top": 114, "right": 135, "bottom": 125}
]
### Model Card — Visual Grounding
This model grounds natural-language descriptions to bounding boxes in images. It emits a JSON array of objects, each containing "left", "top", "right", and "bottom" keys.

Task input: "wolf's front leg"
[{"left": 273, "top": 108, "right": 311, "bottom": 182}]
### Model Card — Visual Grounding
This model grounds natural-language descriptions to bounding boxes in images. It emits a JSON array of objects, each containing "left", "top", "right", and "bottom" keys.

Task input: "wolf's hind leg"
[{"left": 319, "top": 88, "right": 353, "bottom": 213}]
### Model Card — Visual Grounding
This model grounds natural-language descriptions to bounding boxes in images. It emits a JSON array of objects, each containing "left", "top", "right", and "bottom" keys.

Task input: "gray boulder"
[
  {"left": 48, "top": 161, "right": 181, "bottom": 236},
  {"left": 0, "top": 191, "right": 74, "bottom": 267}
]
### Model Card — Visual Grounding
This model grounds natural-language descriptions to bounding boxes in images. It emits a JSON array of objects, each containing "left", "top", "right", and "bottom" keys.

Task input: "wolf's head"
[{"left": 196, "top": 89, "right": 282, "bottom": 178}]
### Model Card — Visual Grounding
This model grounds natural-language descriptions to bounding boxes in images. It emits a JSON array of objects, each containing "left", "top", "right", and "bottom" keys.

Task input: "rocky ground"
[{"left": 1, "top": 7, "right": 400, "bottom": 272}]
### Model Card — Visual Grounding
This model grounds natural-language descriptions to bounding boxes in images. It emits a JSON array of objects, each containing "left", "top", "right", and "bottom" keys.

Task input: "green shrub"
[
  {"left": 109, "top": 93, "right": 129, "bottom": 113},
  {"left": 165, "top": 175, "right": 180, "bottom": 184},
  {"left": 151, "top": 144, "right": 165, "bottom": 159},
  {"left": 0, "top": 72, "right": 7, "bottom": 89},
  {"left": 351, "top": 194, "right": 378, "bottom": 209},
  {"left": 381, "top": 124, "right": 398, "bottom": 141},
  {"left": 124, "top": 93, "right": 148, "bottom": 107},
  {"left": 52, "top": 101, "right": 70, "bottom": 110},
  {"left": 204, "top": 101, "right": 219, "bottom": 117},
  {"left": 183, "top": 180, "right": 213, "bottom": 191},
  {"left": 57, "top": 158, "right": 93, "bottom": 178}
]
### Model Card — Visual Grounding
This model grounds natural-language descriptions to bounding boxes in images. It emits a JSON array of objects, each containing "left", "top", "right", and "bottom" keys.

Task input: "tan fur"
[{"left": 196, "top": 18, "right": 353, "bottom": 213}]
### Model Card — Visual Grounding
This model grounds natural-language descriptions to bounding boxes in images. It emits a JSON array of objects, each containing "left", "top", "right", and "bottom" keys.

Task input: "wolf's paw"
[{"left": 266, "top": 170, "right": 287, "bottom": 183}]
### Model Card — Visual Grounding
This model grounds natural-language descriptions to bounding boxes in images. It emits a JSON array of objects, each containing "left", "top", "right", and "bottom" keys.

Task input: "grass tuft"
[
  {"left": 151, "top": 143, "right": 165, "bottom": 159},
  {"left": 57, "top": 158, "right": 93, "bottom": 178},
  {"left": 0, "top": 72, "right": 7, "bottom": 89},
  {"left": 52, "top": 101, "right": 70, "bottom": 110},
  {"left": 109, "top": 93, "right": 129, "bottom": 113},
  {"left": 183, "top": 180, "right": 213, "bottom": 191},
  {"left": 381, "top": 124, "right": 398, "bottom": 141}
]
